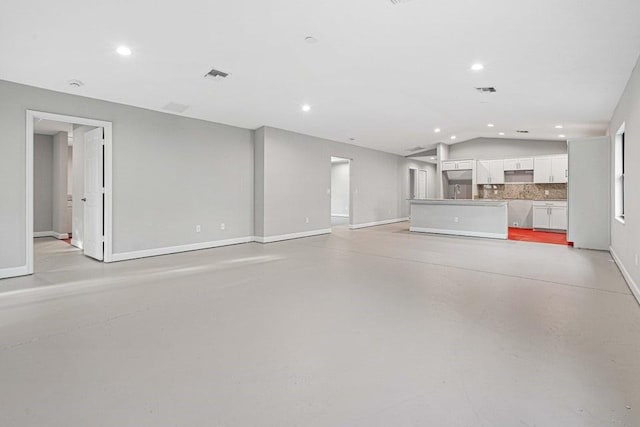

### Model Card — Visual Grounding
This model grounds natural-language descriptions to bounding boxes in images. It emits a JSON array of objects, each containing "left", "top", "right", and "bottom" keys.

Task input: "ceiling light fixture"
[
  {"left": 305, "top": 36, "right": 318, "bottom": 44},
  {"left": 487, "top": 123, "right": 494, "bottom": 127},
  {"left": 67, "top": 79, "right": 84, "bottom": 88},
  {"left": 116, "top": 45, "right": 132, "bottom": 56},
  {"left": 555, "top": 125, "right": 564, "bottom": 129},
  {"left": 499, "top": 132, "right": 505, "bottom": 136},
  {"left": 450, "top": 135, "right": 457, "bottom": 140},
  {"left": 301, "top": 104, "right": 311, "bottom": 112},
  {"left": 471, "top": 63, "right": 484, "bottom": 71},
  {"left": 434, "top": 128, "right": 441, "bottom": 133},
  {"left": 558, "top": 134, "right": 566, "bottom": 138}
]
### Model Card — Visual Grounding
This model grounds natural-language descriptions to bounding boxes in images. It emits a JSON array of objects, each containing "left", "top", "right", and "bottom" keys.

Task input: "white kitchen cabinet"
[
  {"left": 442, "top": 160, "right": 473, "bottom": 171},
  {"left": 534, "top": 155, "right": 568, "bottom": 183},
  {"left": 476, "top": 160, "right": 504, "bottom": 184},
  {"left": 532, "top": 201, "right": 567, "bottom": 230},
  {"left": 504, "top": 157, "right": 534, "bottom": 171}
]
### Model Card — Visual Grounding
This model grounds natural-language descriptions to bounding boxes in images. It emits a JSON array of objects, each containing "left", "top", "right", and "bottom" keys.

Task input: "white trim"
[
  {"left": 349, "top": 218, "right": 409, "bottom": 230},
  {"left": 110, "top": 236, "right": 255, "bottom": 262},
  {"left": 22, "top": 110, "right": 114, "bottom": 280},
  {"left": 255, "top": 228, "right": 331, "bottom": 243},
  {"left": 0, "top": 266, "right": 30, "bottom": 280},
  {"left": 610, "top": 246, "right": 640, "bottom": 305},
  {"left": 70, "top": 239, "right": 83, "bottom": 249},
  {"left": 33, "top": 231, "right": 69, "bottom": 239},
  {"left": 409, "top": 226, "right": 508, "bottom": 240},
  {"left": 331, "top": 213, "right": 349, "bottom": 218}
]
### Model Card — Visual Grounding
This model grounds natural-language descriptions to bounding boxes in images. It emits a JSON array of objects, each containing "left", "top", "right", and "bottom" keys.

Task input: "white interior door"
[
  {"left": 83, "top": 128, "right": 104, "bottom": 260},
  {"left": 417, "top": 170, "right": 427, "bottom": 199}
]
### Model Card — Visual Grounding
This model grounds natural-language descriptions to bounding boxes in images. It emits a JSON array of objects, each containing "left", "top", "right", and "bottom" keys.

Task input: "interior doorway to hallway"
[
  {"left": 330, "top": 156, "right": 352, "bottom": 229},
  {"left": 26, "top": 111, "right": 114, "bottom": 275}
]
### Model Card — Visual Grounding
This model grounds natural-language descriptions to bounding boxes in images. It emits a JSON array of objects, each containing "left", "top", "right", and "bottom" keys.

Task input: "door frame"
[
  {"left": 330, "top": 155, "right": 354, "bottom": 228},
  {"left": 26, "top": 110, "right": 114, "bottom": 273}
]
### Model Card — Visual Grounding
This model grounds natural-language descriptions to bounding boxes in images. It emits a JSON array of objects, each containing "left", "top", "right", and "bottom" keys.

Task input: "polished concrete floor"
[{"left": 1, "top": 224, "right": 639, "bottom": 426}]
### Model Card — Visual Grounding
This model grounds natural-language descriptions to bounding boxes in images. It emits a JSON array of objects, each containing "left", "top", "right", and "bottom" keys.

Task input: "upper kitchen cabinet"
[
  {"left": 476, "top": 160, "right": 505, "bottom": 185},
  {"left": 533, "top": 155, "right": 568, "bottom": 183},
  {"left": 442, "top": 160, "right": 474, "bottom": 171},
  {"left": 503, "top": 157, "right": 534, "bottom": 171}
]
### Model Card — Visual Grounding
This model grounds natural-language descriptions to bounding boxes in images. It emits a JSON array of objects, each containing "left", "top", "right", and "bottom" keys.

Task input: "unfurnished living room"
[{"left": 1, "top": 1, "right": 640, "bottom": 426}]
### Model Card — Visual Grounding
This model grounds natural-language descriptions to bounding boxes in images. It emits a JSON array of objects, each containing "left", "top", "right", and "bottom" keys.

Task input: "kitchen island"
[{"left": 409, "top": 199, "right": 508, "bottom": 239}]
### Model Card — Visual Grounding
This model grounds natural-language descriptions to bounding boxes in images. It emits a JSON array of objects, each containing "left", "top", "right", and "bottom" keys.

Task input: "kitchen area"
[{"left": 410, "top": 153, "right": 569, "bottom": 244}]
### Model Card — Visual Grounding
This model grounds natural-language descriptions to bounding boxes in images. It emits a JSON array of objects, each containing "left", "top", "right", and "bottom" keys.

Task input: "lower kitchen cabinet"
[{"left": 532, "top": 201, "right": 567, "bottom": 230}]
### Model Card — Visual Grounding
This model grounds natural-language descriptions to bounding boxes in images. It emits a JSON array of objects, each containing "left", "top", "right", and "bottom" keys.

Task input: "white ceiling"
[{"left": 2, "top": 0, "right": 640, "bottom": 155}]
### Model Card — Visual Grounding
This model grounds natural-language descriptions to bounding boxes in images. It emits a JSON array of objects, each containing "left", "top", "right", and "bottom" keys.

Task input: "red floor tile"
[{"left": 508, "top": 227, "right": 568, "bottom": 246}]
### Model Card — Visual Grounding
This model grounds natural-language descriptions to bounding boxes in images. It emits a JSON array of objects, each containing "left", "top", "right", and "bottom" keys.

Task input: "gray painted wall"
[
  {"left": 331, "top": 161, "right": 350, "bottom": 216},
  {"left": 254, "top": 126, "right": 431, "bottom": 237},
  {"left": 0, "top": 79, "right": 254, "bottom": 269},
  {"left": 448, "top": 137, "right": 568, "bottom": 160},
  {"left": 34, "top": 134, "right": 53, "bottom": 233},
  {"left": 608, "top": 54, "right": 640, "bottom": 289}
]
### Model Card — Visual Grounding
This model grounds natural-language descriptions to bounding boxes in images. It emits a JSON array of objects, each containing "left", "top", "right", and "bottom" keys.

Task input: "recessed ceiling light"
[
  {"left": 430, "top": 156, "right": 437, "bottom": 160},
  {"left": 558, "top": 134, "right": 566, "bottom": 138},
  {"left": 434, "top": 128, "right": 441, "bottom": 133},
  {"left": 67, "top": 79, "right": 84, "bottom": 88},
  {"left": 555, "top": 125, "right": 564, "bottom": 129},
  {"left": 450, "top": 135, "right": 457, "bottom": 140},
  {"left": 499, "top": 132, "right": 505, "bottom": 136},
  {"left": 301, "top": 104, "right": 311, "bottom": 112},
  {"left": 487, "top": 123, "right": 495, "bottom": 127},
  {"left": 116, "top": 45, "right": 132, "bottom": 56},
  {"left": 471, "top": 63, "right": 484, "bottom": 71}
]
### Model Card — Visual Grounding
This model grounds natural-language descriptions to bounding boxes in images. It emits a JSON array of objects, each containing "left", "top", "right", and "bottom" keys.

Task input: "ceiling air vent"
[
  {"left": 475, "top": 87, "right": 497, "bottom": 93},
  {"left": 162, "top": 102, "right": 190, "bottom": 114},
  {"left": 390, "top": 0, "right": 413, "bottom": 4},
  {"left": 516, "top": 130, "right": 530, "bottom": 134},
  {"left": 204, "top": 68, "right": 230, "bottom": 81},
  {"left": 406, "top": 146, "right": 426, "bottom": 152}
]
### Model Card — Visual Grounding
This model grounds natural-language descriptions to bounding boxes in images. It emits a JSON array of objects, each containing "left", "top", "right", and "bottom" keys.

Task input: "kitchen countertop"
[{"left": 409, "top": 199, "right": 507, "bottom": 206}]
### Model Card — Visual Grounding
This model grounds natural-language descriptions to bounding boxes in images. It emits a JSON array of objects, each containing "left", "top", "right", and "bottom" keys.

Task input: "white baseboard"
[
  {"left": 610, "top": 246, "right": 640, "bottom": 305},
  {"left": 110, "top": 236, "right": 255, "bottom": 262},
  {"left": 0, "top": 265, "right": 29, "bottom": 280},
  {"left": 33, "top": 231, "right": 69, "bottom": 239},
  {"left": 349, "top": 217, "right": 408, "bottom": 230},
  {"left": 410, "top": 226, "right": 508, "bottom": 240},
  {"left": 255, "top": 228, "right": 331, "bottom": 243},
  {"left": 331, "top": 214, "right": 349, "bottom": 218}
]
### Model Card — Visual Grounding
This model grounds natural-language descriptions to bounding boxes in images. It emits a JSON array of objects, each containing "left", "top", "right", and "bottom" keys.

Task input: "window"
[{"left": 615, "top": 123, "right": 626, "bottom": 223}]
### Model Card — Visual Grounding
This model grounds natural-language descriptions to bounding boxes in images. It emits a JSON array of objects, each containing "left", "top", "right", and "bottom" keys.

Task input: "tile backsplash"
[{"left": 477, "top": 183, "right": 567, "bottom": 200}]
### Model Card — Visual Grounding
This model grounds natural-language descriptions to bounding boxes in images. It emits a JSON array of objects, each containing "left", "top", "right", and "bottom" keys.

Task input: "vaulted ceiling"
[{"left": 2, "top": 0, "right": 640, "bottom": 154}]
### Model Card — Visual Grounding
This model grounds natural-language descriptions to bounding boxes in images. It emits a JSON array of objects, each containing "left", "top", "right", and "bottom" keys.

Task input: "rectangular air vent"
[
  {"left": 204, "top": 68, "right": 230, "bottom": 81},
  {"left": 516, "top": 130, "right": 529, "bottom": 133},
  {"left": 162, "top": 102, "right": 190, "bottom": 114},
  {"left": 390, "top": 0, "right": 413, "bottom": 4},
  {"left": 476, "top": 87, "right": 497, "bottom": 93},
  {"left": 406, "top": 146, "right": 426, "bottom": 152}
]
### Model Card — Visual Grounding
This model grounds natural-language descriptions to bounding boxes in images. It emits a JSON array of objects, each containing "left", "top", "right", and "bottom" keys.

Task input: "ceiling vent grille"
[
  {"left": 390, "top": 0, "right": 413, "bottom": 4},
  {"left": 406, "top": 146, "right": 426, "bottom": 152},
  {"left": 516, "top": 130, "right": 530, "bottom": 134},
  {"left": 204, "top": 68, "right": 230, "bottom": 81},
  {"left": 475, "top": 87, "right": 497, "bottom": 93}
]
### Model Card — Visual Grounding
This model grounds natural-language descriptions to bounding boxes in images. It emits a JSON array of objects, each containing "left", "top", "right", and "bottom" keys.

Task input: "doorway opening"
[
  {"left": 330, "top": 156, "right": 352, "bottom": 229},
  {"left": 409, "top": 168, "right": 428, "bottom": 199},
  {"left": 26, "top": 111, "right": 113, "bottom": 276}
]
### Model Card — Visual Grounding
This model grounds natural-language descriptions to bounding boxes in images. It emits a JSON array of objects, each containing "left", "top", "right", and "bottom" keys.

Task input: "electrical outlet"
[
  {"left": 196, "top": 225, "right": 201, "bottom": 233},
  {"left": 305, "top": 217, "right": 310, "bottom": 224},
  {"left": 220, "top": 223, "right": 225, "bottom": 230},
  {"left": 454, "top": 217, "right": 459, "bottom": 223},
  {"left": 545, "top": 190, "right": 550, "bottom": 196}
]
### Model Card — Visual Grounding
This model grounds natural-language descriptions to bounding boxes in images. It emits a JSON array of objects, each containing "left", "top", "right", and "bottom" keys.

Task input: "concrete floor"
[{"left": 1, "top": 224, "right": 639, "bottom": 426}]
